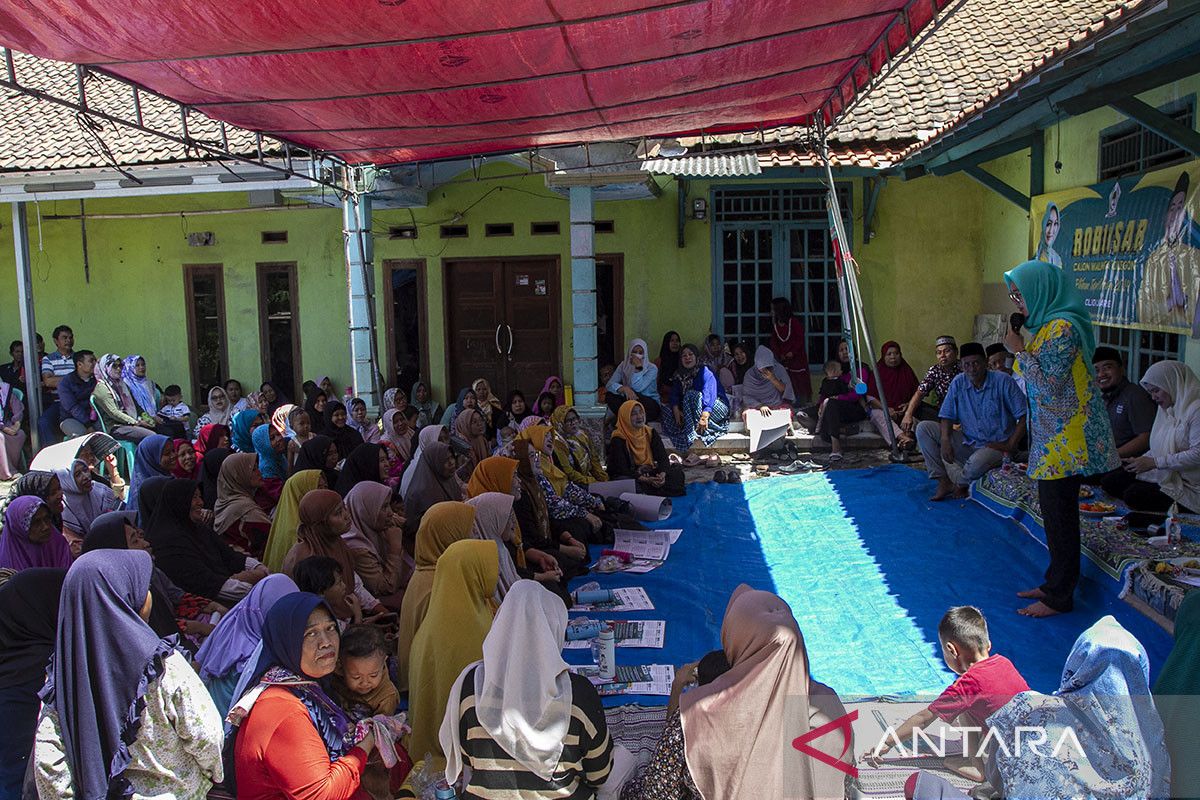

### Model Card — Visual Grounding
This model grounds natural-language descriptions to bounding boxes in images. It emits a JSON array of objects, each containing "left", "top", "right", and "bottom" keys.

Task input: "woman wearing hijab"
[
  {"left": 382, "top": 406, "right": 418, "bottom": 463},
  {"left": 441, "top": 580, "right": 613, "bottom": 797},
  {"left": 403, "top": 440, "right": 464, "bottom": 540},
  {"left": 213, "top": 453, "right": 274, "bottom": 558},
  {"left": 56, "top": 458, "right": 119, "bottom": 537},
  {"left": 520, "top": 425, "right": 603, "bottom": 545},
  {"left": 195, "top": 573, "right": 298, "bottom": 718},
  {"left": 93, "top": 352, "right": 157, "bottom": 442},
  {"left": 33, "top": 550, "right": 224, "bottom": 800},
  {"left": 196, "top": 385, "right": 234, "bottom": 429},
  {"left": 199, "top": 447, "right": 231, "bottom": 510},
  {"left": 606, "top": 337, "right": 661, "bottom": 421},
  {"left": 231, "top": 593, "right": 378, "bottom": 800},
  {"left": 1101, "top": 360, "right": 1200, "bottom": 529},
  {"left": 0, "top": 376, "right": 25, "bottom": 481},
  {"left": 81, "top": 510, "right": 214, "bottom": 645},
  {"left": 145, "top": 478, "right": 267, "bottom": 604},
  {"left": 471, "top": 378, "right": 507, "bottom": 437},
  {"left": 280, "top": 489, "right": 383, "bottom": 621},
  {"left": 294, "top": 433, "right": 340, "bottom": 490},
  {"left": 440, "top": 386, "right": 478, "bottom": 431},
  {"left": 465, "top": 492, "right": 522, "bottom": 602},
  {"left": 621, "top": 585, "right": 852, "bottom": 800},
  {"left": 229, "top": 408, "right": 265, "bottom": 454},
  {"left": 1005, "top": 260, "right": 1118, "bottom": 617},
  {"left": 503, "top": 389, "right": 529, "bottom": 426},
  {"left": 342, "top": 481, "right": 407, "bottom": 603},
  {"left": 0, "top": 567, "right": 66, "bottom": 796},
  {"left": 324, "top": 399, "right": 365, "bottom": 461},
  {"left": 511, "top": 440, "right": 587, "bottom": 586},
  {"left": 454, "top": 406, "right": 493, "bottom": 479},
  {"left": 465, "top": 454, "right": 520, "bottom": 498},
  {"left": 335, "top": 442, "right": 388, "bottom": 497},
  {"left": 192, "top": 422, "right": 230, "bottom": 462},
  {"left": 701, "top": 333, "right": 736, "bottom": 389},
  {"left": 410, "top": 380, "right": 442, "bottom": 430},
  {"left": 549, "top": 405, "right": 608, "bottom": 486},
  {"left": 985, "top": 615, "right": 1169, "bottom": 799},
  {"left": 655, "top": 330, "right": 682, "bottom": 400},
  {"left": 407, "top": 539, "right": 499, "bottom": 764},
  {"left": 662, "top": 343, "right": 730, "bottom": 461},
  {"left": 877, "top": 341, "right": 920, "bottom": 420},
  {"left": 400, "top": 424, "right": 449, "bottom": 497},
  {"left": 0, "top": 496, "right": 74, "bottom": 571},
  {"left": 173, "top": 438, "right": 200, "bottom": 480},
  {"left": 396, "top": 501, "right": 477, "bottom": 689},
  {"left": 347, "top": 397, "right": 382, "bottom": 445},
  {"left": 262, "top": 469, "right": 326, "bottom": 573},
  {"left": 607, "top": 400, "right": 685, "bottom": 497},
  {"left": 303, "top": 388, "right": 330, "bottom": 435},
  {"left": 540, "top": 375, "right": 566, "bottom": 409},
  {"left": 1155, "top": 591, "right": 1200, "bottom": 798},
  {"left": 124, "top": 354, "right": 186, "bottom": 438},
  {"left": 126, "top": 434, "right": 177, "bottom": 516}
]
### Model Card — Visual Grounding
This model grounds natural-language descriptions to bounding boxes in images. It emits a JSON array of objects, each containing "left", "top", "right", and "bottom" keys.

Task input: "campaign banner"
[{"left": 1030, "top": 161, "right": 1200, "bottom": 335}]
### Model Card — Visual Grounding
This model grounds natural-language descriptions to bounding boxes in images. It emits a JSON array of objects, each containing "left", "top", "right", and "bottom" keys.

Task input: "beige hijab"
[
  {"left": 680, "top": 585, "right": 852, "bottom": 800},
  {"left": 212, "top": 453, "right": 271, "bottom": 534}
]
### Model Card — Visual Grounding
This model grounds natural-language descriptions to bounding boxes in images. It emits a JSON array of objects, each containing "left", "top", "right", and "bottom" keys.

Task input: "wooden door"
[{"left": 444, "top": 257, "right": 560, "bottom": 397}]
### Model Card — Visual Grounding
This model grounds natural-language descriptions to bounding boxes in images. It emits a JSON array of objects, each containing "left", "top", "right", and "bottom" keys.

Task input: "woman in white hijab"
[
  {"left": 440, "top": 580, "right": 613, "bottom": 796},
  {"left": 465, "top": 492, "right": 521, "bottom": 602},
  {"left": 196, "top": 385, "right": 233, "bottom": 428},
  {"left": 399, "top": 424, "right": 448, "bottom": 497},
  {"left": 605, "top": 338, "right": 662, "bottom": 421},
  {"left": 1101, "top": 359, "right": 1200, "bottom": 528}
]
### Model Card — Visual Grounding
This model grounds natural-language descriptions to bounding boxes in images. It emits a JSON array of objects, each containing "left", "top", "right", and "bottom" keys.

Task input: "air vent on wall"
[
  {"left": 595, "top": 220, "right": 615, "bottom": 234},
  {"left": 485, "top": 222, "right": 515, "bottom": 237},
  {"left": 388, "top": 225, "right": 418, "bottom": 239},
  {"left": 530, "top": 221, "right": 560, "bottom": 236},
  {"left": 261, "top": 230, "right": 288, "bottom": 244},
  {"left": 440, "top": 224, "right": 469, "bottom": 238}
]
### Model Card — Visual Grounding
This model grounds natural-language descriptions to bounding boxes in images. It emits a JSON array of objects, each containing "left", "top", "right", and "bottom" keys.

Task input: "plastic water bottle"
[
  {"left": 433, "top": 782, "right": 458, "bottom": 800},
  {"left": 1166, "top": 504, "right": 1182, "bottom": 547},
  {"left": 344, "top": 386, "right": 354, "bottom": 403},
  {"left": 596, "top": 624, "right": 616, "bottom": 681}
]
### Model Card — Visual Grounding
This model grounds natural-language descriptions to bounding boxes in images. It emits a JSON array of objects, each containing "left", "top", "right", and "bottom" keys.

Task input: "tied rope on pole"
[{"left": 817, "top": 139, "right": 899, "bottom": 456}]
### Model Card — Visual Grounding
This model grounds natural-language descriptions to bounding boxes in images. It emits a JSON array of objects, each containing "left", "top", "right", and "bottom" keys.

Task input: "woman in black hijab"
[
  {"left": 294, "top": 434, "right": 340, "bottom": 489},
  {"left": 0, "top": 567, "right": 66, "bottom": 797},
  {"left": 323, "top": 400, "right": 365, "bottom": 460}
]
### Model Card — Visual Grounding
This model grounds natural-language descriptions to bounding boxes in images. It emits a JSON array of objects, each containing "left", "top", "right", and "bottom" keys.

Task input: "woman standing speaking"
[{"left": 1004, "top": 260, "right": 1117, "bottom": 618}]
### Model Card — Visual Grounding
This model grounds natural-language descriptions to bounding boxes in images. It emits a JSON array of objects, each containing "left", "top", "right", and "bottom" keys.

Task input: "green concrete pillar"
[{"left": 570, "top": 186, "right": 602, "bottom": 416}]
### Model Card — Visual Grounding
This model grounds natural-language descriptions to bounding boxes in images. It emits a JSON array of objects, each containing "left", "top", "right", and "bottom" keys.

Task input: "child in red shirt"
[{"left": 869, "top": 606, "right": 1029, "bottom": 782}]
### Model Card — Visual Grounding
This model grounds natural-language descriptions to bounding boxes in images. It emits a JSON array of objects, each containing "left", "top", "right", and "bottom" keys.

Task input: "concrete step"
[{"left": 707, "top": 429, "right": 887, "bottom": 453}]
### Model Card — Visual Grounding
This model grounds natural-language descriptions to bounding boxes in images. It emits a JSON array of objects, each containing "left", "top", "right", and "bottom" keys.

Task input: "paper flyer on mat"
[
  {"left": 588, "top": 479, "right": 637, "bottom": 498},
  {"left": 571, "top": 586, "right": 655, "bottom": 612},
  {"left": 563, "top": 620, "right": 666, "bottom": 649},
  {"left": 744, "top": 409, "right": 792, "bottom": 453},
  {"left": 569, "top": 664, "right": 676, "bottom": 695},
  {"left": 606, "top": 529, "right": 671, "bottom": 572}
]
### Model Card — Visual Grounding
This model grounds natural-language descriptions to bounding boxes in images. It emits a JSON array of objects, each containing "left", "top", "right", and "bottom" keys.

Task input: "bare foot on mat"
[
  {"left": 1017, "top": 601, "right": 1061, "bottom": 618},
  {"left": 1016, "top": 587, "right": 1046, "bottom": 599},
  {"left": 930, "top": 478, "right": 956, "bottom": 501}
]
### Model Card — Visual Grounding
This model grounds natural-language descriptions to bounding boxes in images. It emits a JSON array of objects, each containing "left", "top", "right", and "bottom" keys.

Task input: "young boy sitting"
[
  {"left": 800, "top": 360, "right": 848, "bottom": 434},
  {"left": 294, "top": 555, "right": 362, "bottom": 627},
  {"left": 333, "top": 624, "right": 400, "bottom": 719},
  {"left": 160, "top": 384, "right": 191, "bottom": 425},
  {"left": 869, "top": 606, "right": 1029, "bottom": 782}
]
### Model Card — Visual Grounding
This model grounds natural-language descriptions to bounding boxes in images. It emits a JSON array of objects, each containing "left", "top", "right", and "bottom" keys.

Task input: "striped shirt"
[
  {"left": 450, "top": 667, "right": 613, "bottom": 799},
  {"left": 40, "top": 351, "right": 74, "bottom": 399}
]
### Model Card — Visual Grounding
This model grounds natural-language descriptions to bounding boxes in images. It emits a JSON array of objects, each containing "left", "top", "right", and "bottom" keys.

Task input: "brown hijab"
[
  {"left": 212, "top": 453, "right": 271, "bottom": 534},
  {"left": 680, "top": 585, "right": 852, "bottom": 800},
  {"left": 453, "top": 406, "right": 491, "bottom": 468},
  {"left": 283, "top": 489, "right": 358, "bottom": 605}
]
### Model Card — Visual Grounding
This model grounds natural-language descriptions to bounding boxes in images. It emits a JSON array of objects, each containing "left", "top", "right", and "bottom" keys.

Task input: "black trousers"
[
  {"left": 1100, "top": 468, "right": 1190, "bottom": 529},
  {"left": 817, "top": 399, "right": 868, "bottom": 442},
  {"left": 605, "top": 392, "right": 661, "bottom": 422},
  {"left": 1037, "top": 474, "right": 1084, "bottom": 612}
]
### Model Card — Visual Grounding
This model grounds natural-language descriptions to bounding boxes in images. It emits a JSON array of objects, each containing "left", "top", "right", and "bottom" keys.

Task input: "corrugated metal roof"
[{"left": 641, "top": 153, "right": 761, "bottom": 177}]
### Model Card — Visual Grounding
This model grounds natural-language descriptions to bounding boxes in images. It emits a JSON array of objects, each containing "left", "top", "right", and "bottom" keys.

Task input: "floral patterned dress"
[{"left": 1016, "top": 319, "right": 1118, "bottom": 481}]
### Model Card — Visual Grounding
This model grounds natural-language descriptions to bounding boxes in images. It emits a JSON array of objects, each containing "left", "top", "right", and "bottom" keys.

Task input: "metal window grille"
[
  {"left": 1098, "top": 101, "right": 1195, "bottom": 181},
  {"left": 1097, "top": 325, "right": 1184, "bottom": 379},
  {"left": 712, "top": 186, "right": 851, "bottom": 365}
]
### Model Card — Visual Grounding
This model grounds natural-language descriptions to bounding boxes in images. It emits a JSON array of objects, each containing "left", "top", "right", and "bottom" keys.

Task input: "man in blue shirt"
[{"left": 916, "top": 342, "right": 1027, "bottom": 501}]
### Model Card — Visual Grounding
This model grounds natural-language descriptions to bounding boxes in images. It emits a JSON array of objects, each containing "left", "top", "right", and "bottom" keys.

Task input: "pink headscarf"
[{"left": 539, "top": 376, "right": 565, "bottom": 408}]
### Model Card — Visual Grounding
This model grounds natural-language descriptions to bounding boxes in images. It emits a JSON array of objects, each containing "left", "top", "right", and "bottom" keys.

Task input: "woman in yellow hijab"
[
  {"left": 465, "top": 455, "right": 519, "bottom": 499},
  {"left": 396, "top": 501, "right": 477, "bottom": 690},
  {"left": 261, "top": 469, "right": 325, "bottom": 571},
  {"left": 549, "top": 405, "right": 608, "bottom": 485},
  {"left": 406, "top": 539, "right": 498, "bottom": 766}
]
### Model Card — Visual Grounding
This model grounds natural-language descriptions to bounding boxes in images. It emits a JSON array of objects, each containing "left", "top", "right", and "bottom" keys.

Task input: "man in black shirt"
[{"left": 1088, "top": 346, "right": 1156, "bottom": 485}]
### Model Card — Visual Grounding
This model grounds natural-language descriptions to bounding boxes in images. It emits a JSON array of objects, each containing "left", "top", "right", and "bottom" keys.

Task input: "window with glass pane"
[
  {"left": 1097, "top": 325, "right": 1184, "bottom": 379},
  {"left": 258, "top": 264, "right": 301, "bottom": 401},
  {"left": 184, "top": 265, "right": 228, "bottom": 408},
  {"left": 713, "top": 186, "right": 850, "bottom": 366}
]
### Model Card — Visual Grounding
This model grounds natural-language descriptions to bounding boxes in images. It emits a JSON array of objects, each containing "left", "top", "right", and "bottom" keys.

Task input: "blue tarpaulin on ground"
[{"left": 566, "top": 465, "right": 1173, "bottom": 706}]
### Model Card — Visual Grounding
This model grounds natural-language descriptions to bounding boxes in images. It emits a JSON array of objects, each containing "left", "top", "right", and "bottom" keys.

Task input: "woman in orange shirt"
[{"left": 232, "top": 593, "right": 377, "bottom": 800}]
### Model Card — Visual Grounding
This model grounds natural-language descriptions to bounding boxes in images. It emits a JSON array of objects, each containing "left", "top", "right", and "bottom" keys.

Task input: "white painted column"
[
  {"left": 342, "top": 193, "right": 380, "bottom": 408},
  {"left": 569, "top": 186, "right": 602, "bottom": 415},
  {"left": 12, "top": 202, "right": 43, "bottom": 450}
]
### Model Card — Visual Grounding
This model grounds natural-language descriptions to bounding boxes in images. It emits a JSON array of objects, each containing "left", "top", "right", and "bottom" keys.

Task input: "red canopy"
[{"left": 0, "top": 0, "right": 950, "bottom": 165}]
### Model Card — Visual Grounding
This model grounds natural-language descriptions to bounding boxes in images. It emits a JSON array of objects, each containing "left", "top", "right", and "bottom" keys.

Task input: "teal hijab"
[
  {"left": 1154, "top": 592, "right": 1200, "bottom": 799},
  {"left": 1004, "top": 259, "right": 1097, "bottom": 363}
]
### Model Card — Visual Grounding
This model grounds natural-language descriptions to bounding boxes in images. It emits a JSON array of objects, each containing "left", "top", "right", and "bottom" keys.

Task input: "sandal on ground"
[
  {"left": 713, "top": 470, "right": 728, "bottom": 483},
  {"left": 683, "top": 453, "right": 704, "bottom": 467},
  {"left": 827, "top": 452, "right": 844, "bottom": 462},
  {"left": 668, "top": 453, "right": 683, "bottom": 465}
]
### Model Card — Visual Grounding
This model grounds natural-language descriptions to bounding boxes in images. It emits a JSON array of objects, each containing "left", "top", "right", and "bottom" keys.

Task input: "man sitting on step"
[{"left": 916, "top": 341, "right": 1027, "bottom": 501}]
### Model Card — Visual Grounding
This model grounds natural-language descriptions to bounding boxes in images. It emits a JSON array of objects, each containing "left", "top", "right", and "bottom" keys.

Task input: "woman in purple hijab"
[
  {"left": 195, "top": 573, "right": 299, "bottom": 717},
  {"left": 0, "top": 496, "right": 74, "bottom": 571}
]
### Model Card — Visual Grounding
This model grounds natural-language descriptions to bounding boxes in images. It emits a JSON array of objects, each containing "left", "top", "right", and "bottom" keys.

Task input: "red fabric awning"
[{"left": 0, "top": 0, "right": 951, "bottom": 165}]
